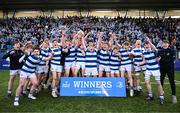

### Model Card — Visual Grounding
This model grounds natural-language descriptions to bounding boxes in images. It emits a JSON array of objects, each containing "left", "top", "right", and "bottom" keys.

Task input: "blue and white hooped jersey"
[
  {"left": 21, "top": 55, "right": 42, "bottom": 73},
  {"left": 39, "top": 48, "right": 51, "bottom": 66},
  {"left": 98, "top": 49, "right": 110, "bottom": 66},
  {"left": 120, "top": 48, "right": 132, "bottom": 65},
  {"left": 110, "top": 52, "right": 120, "bottom": 70},
  {"left": 143, "top": 50, "right": 159, "bottom": 71},
  {"left": 65, "top": 47, "right": 76, "bottom": 63},
  {"left": 50, "top": 47, "right": 62, "bottom": 65},
  {"left": 85, "top": 49, "right": 98, "bottom": 68},
  {"left": 76, "top": 47, "right": 85, "bottom": 62},
  {"left": 131, "top": 47, "right": 145, "bottom": 66}
]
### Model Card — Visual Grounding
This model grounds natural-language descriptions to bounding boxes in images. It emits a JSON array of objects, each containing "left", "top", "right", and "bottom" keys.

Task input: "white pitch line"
[
  {"left": 165, "top": 77, "right": 180, "bottom": 83},
  {"left": 175, "top": 80, "right": 180, "bottom": 83},
  {"left": 141, "top": 82, "right": 180, "bottom": 85}
]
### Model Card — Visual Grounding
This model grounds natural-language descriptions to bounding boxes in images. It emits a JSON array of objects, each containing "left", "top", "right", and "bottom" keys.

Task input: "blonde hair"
[{"left": 77, "top": 30, "right": 84, "bottom": 37}]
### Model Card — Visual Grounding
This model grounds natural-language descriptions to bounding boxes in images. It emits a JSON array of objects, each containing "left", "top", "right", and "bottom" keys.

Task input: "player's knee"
[
  {"left": 136, "top": 75, "right": 140, "bottom": 79},
  {"left": 156, "top": 81, "right": 161, "bottom": 86},
  {"left": 53, "top": 76, "right": 57, "bottom": 81},
  {"left": 106, "top": 72, "right": 110, "bottom": 77},
  {"left": 9, "top": 76, "right": 16, "bottom": 81},
  {"left": 33, "top": 81, "right": 38, "bottom": 87},
  {"left": 145, "top": 80, "right": 150, "bottom": 85},
  {"left": 19, "top": 83, "right": 25, "bottom": 89}
]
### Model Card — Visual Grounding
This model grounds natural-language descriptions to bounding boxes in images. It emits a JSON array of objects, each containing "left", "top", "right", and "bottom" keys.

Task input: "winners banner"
[{"left": 60, "top": 77, "right": 126, "bottom": 97}]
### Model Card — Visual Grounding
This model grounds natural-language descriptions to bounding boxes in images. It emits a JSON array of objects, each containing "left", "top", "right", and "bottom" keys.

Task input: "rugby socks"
[
  {"left": 14, "top": 96, "right": 19, "bottom": 102},
  {"left": 159, "top": 95, "right": 164, "bottom": 100},
  {"left": 28, "top": 93, "right": 33, "bottom": 97},
  {"left": 52, "top": 86, "right": 57, "bottom": 93},
  {"left": 134, "top": 87, "right": 137, "bottom": 91},
  {"left": 130, "top": 86, "right": 134, "bottom": 90},
  {"left": 159, "top": 95, "right": 165, "bottom": 104},
  {"left": 22, "top": 90, "right": 27, "bottom": 94},
  {"left": 148, "top": 93, "right": 153, "bottom": 97},
  {"left": 7, "top": 89, "right": 12, "bottom": 94},
  {"left": 14, "top": 96, "right": 20, "bottom": 106},
  {"left": 137, "top": 86, "right": 141, "bottom": 91}
]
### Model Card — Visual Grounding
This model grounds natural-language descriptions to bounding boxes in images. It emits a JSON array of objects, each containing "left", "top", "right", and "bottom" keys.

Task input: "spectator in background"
[
  {"left": 0, "top": 16, "right": 179, "bottom": 55},
  {"left": 0, "top": 41, "right": 7, "bottom": 50},
  {"left": 172, "top": 37, "right": 180, "bottom": 50}
]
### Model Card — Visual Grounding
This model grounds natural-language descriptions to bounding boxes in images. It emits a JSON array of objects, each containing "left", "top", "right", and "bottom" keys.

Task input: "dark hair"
[
  {"left": 144, "top": 41, "right": 149, "bottom": 45},
  {"left": 13, "top": 41, "right": 20, "bottom": 46},
  {"left": 163, "top": 40, "right": 169, "bottom": 44},
  {"left": 33, "top": 46, "right": 40, "bottom": 51},
  {"left": 88, "top": 39, "right": 94, "bottom": 44}
]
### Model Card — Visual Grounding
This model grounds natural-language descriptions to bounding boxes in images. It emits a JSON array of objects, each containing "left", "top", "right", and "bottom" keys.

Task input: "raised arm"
[
  {"left": 97, "top": 32, "right": 103, "bottom": 49},
  {"left": 84, "top": 32, "right": 90, "bottom": 40},
  {"left": 2, "top": 50, "right": 15, "bottom": 59},
  {"left": 39, "top": 42, "right": 44, "bottom": 48},
  {"left": 109, "top": 38, "right": 113, "bottom": 49},
  {"left": 147, "top": 37, "right": 158, "bottom": 52},
  {"left": 72, "top": 32, "right": 78, "bottom": 45},
  {"left": 60, "top": 30, "right": 66, "bottom": 48},
  {"left": 81, "top": 34, "right": 87, "bottom": 51}
]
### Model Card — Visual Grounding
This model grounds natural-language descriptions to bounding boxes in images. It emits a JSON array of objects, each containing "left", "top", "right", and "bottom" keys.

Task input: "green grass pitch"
[{"left": 0, "top": 70, "right": 179, "bottom": 112}]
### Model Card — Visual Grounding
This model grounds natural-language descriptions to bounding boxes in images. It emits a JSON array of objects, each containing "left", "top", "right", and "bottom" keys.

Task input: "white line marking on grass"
[
  {"left": 175, "top": 80, "right": 180, "bottom": 83},
  {"left": 165, "top": 77, "right": 180, "bottom": 83},
  {"left": 141, "top": 82, "right": 180, "bottom": 85}
]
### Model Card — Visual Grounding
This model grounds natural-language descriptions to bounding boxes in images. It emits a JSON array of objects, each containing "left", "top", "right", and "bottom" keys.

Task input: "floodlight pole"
[
  {"left": 87, "top": 10, "right": 90, "bottom": 17},
  {"left": 3, "top": 10, "right": 8, "bottom": 20},
  {"left": 42, "top": 10, "right": 45, "bottom": 17},
  {"left": 124, "top": 10, "right": 128, "bottom": 18},
  {"left": 62, "top": 10, "right": 64, "bottom": 18},
  {"left": 12, "top": 10, "right": 16, "bottom": 18},
  {"left": 163, "top": 10, "right": 167, "bottom": 22},
  {"left": 155, "top": 10, "right": 159, "bottom": 18},
  {"left": 49, "top": 10, "right": 53, "bottom": 17},
  {"left": 80, "top": 11, "right": 82, "bottom": 17},
  {"left": 117, "top": 10, "right": 120, "bottom": 17},
  {"left": 144, "top": 9, "right": 145, "bottom": 17},
  {"left": 139, "top": 9, "right": 141, "bottom": 17}
]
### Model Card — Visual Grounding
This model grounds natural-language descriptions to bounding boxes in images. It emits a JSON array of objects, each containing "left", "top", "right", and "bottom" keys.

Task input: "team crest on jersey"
[{"left": 167, "top": 53, "right": 170, "bottom": 56}]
